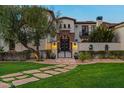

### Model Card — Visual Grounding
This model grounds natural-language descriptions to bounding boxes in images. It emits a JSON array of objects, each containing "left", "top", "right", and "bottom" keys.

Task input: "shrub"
[
  {"left": 50, "top": 53, "right": 56, "bottom": 59},
  {"left": 108, "top": 55, "right": 117, "bottom": 59},
  {"left": 74, "top": 52, "right": 79, "bottom": 59},
  {"left": 46, "top": 50, "right": 52, "bottom": 59},
  {"left": 98, "top": 54, "right": 105, "bottom": 59},
  {"left": 79, "top": 51, "right": 124, "bottom": 60},
  {"left": 79, "top": 52, "right": 92, "bottom": 61},
  {"left": 110, "top": 51, "right": 124, "bottom": 56}
]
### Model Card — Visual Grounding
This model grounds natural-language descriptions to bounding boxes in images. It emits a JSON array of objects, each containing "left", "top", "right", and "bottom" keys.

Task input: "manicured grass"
[
  {"left": 0, "top": 61, "right": 51, "bottom": 75},
  {"left": 18, "top": 63, "right": 124, "bottom": 88}
]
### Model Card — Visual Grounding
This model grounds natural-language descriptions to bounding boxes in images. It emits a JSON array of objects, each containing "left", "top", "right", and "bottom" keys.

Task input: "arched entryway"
[
  {"left": 57, "top": 30, "right": 74, "bottom": 58},
  {"left": 60, "top": 35, "right": 70, "bottom": 51}
]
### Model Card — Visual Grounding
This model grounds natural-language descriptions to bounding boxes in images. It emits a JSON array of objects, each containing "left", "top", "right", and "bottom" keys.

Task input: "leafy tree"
[
  {"left": 0, "top": 5, "right": 56, "bottom": 60},
  {"left": 89, "top": 25, "right": 114, "bottom": 42},
  {"left": 0, "top": 6, "right": 19, "bottom": 50}
]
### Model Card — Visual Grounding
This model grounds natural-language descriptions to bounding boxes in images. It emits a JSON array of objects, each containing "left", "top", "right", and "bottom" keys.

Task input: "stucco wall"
[
  {"left": 74, "top": 24, "right": 96, "bottom": 42},
  {"left": 78, "top": 43, "right": 120, "bottom": 51},
  {"left": 15, "top": 38, "right": 49, "bottom": 52},
  {"left": 59, "top": 19, "right": 75, "bottom": 33},
  {"left": 114, "top": 25, "right": 124, "bottom": 50}
]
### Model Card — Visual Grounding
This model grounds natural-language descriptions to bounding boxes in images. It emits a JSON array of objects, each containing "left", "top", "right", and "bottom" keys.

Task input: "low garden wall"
[
  {"left": 0, "top": 51, "right": 31, "bottom": 61},
  {"left": 78, "top": 43, "right": 121, "bottom": 51}
]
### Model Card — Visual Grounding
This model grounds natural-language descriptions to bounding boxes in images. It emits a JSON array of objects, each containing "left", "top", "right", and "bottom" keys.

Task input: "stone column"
[{"left": 51, "top": 42, "right": 58, "bottom": 59}]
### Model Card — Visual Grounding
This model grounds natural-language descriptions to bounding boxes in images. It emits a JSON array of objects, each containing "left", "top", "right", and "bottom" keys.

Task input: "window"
[
  {"left": 64, "top": 24, "right": 66, "bottom": 28},
  {"left": 82, "top": 26, "right": 89, "bottom": 36},
  {"left": 68, "top": 24, "right": 70, "bottom": 28}
]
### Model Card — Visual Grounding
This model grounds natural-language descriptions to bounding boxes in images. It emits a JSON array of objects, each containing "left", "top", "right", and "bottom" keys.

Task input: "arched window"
[
  {"left": 64, "top": 24, "right": 66, "bottom": 28},
  {"left": 89, "top": 44, "right": 93, "bottom": 51},
  {"left": 105, "top": 44, "right": 109, "bottom": 51},
  {"left": 68, "top": 24, "right": 70, "bottom": 28}
]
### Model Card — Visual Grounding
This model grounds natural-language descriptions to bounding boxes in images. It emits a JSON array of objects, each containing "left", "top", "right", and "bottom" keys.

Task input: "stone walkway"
[
  {"left": 1, "top": 58, "right": 124, "bottom": 88},
  {"left": 0, "top": 64, "right": 77, "bottom": 88}
]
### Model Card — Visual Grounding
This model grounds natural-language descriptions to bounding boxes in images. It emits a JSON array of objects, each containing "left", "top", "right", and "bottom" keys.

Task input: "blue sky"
[{"left": 47, "top": 5, "right": 124, "bottom": 23}]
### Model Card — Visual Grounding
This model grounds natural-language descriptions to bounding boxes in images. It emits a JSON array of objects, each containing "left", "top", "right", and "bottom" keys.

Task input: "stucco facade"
[
  {"left": 113, "top": 23, "right": 124, "bottom": 50},
  {"left": 56, "top": 16, "right": 121, "bottom": 53},
  {"left": 1, "top": 15, "right": 124, "bottom": 55}
]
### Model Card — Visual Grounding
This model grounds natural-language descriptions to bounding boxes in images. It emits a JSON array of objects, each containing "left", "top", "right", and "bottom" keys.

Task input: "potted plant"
[
  {"left": 50, "top": 53, "right": 56, "bottom": 59},
  {"left": 74, "top": 52, "right": 79, "bottom": 59}
]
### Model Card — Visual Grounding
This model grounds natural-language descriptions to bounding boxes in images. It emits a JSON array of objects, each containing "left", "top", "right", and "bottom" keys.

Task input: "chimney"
[{"left": 96, "top": 16, "right": 103, "bottom": 26}]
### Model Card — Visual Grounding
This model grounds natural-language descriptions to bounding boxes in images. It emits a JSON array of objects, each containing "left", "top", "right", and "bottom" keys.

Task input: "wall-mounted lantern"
[
  {"left": 72, "top": 42, "right": 78, "bottom": 50},
  {"left": 52, "top": 42, "right": 57, "bottom": 49}
]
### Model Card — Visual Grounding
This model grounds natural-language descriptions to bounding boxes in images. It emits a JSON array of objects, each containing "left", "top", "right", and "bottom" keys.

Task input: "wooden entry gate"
[{"left": 57, "top": 51, "right": 72, "bottom": 58}]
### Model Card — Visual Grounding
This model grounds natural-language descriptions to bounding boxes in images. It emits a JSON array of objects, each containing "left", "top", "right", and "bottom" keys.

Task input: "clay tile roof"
[
  {"left": 58, "top": 17, "right": 76, "bottom": 22},
  {"left": 109, "top": 22, "right": 124, "bottom": 28},
  {"left": 76, "top": 21, "right": 96, "bottom": 24}
]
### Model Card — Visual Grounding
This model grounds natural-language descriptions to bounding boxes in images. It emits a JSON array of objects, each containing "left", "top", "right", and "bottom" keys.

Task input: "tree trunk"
[
  {"left": 20, "top": 42, "right": 40, "bottom": 60},
  {"left": 36, "top": 45, "right": 40, "bottom": 61}
]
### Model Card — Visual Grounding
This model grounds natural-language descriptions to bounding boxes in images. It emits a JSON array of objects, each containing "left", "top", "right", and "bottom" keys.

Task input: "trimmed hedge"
[
  {"left": 79, "top": 51, "right": 124, "bottom": 59},
  {"left": 79, "top": 52, "right": 92, "bottom": 61}
]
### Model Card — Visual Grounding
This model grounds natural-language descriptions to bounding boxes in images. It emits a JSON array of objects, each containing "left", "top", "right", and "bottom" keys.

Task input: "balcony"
[
  {"left": 79, "top": 31, "right": 89, "bottom": 42},
  {"left": 79, "top": 31, "right": 89, "bottom": 38}
]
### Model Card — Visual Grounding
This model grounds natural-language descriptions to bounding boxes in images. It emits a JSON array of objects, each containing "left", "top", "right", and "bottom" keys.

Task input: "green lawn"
[
  {"left": 0, "top": 61, "right": 51, "bottom": 75},
  {"left": 18, "top": 63, "right": 124, "bottom": 88}
]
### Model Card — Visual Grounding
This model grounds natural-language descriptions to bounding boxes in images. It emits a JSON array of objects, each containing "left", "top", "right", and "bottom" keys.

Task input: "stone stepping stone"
[
  {"left": 12, "top": 77, "right": 39, "bottom": 86},
  {"left": 64, "top": 66, "right": 76, "bottom": 70},
  {"left": 23, "top": 70, "right": 41, "bottom": 74},
  {"left": 0, "top": 81, "right": 10, "bottom": 88},
  {"left": 55, "top": 65, "right": 67, "bottom": 67},
  {"left": 39, "top": 66, "right": 57, "bottom": 71},
  {"left": 33, "top": 73, "right": 52, "bottom": 79},
  {"left": 44, "top": 70, "right": 61, "bottom": 75},
  {"left": 0, "top": 72, "right": 23, "bottom": 78},
  {"left": 16, "top": 75, "right": 28, "bottom": 79},
  {"left": 54, "top": 68, "right": 69, "bottom": 72},
  {"left": 3, "top": 77, "right": 15, "bottom": 82}
]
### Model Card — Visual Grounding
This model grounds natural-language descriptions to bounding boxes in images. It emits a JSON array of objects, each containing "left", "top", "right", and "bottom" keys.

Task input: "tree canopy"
[
  {"left": 89, "top": 25, "right": 114, "bottom": 42},
  {"left": 0, "top": 5, "right": 56, "bottom": 59}
]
